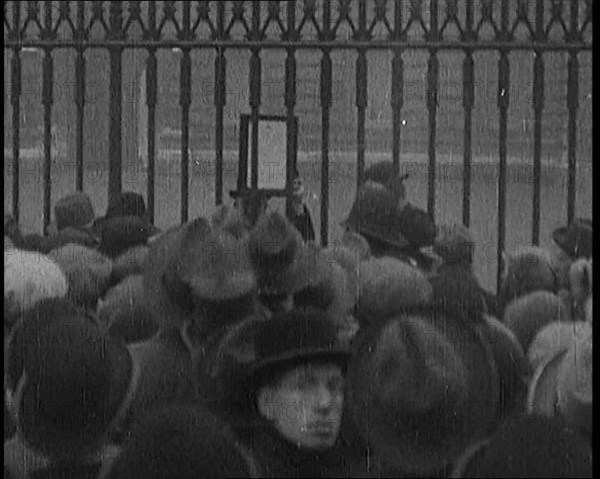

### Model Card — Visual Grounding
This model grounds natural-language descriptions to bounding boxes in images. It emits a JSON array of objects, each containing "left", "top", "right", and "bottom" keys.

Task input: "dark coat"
[
  {"left": 119, "top": 329, "right": 198, "bottom": 439},
  {"left": 236, "top": 420, "right": 374, "bottom": 478},
  {"left": 289, "top": 204, "right": 316, "bottom": 243},
  {"left": 429, "top": 262, "right": 498, "bottom": 322}
]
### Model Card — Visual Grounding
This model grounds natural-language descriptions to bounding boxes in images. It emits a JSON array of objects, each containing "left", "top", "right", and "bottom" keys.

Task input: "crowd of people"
[{"left": 4, "top": 160, "right": 593, "bottom": 478}]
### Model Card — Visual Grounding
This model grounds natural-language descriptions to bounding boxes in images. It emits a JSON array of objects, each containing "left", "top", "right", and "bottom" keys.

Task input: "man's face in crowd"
[{"left": 257, "top": 361, "right": 345, "bottom": 451}]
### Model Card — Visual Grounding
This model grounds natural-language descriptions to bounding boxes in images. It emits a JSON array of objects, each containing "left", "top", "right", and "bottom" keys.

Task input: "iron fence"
[{"left": 4, "top": 1, "right": 593, "bottom": 291}]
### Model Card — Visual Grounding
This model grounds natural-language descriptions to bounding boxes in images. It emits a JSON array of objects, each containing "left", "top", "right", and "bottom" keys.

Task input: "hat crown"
[
  {"left": 105, "top": 192, "right": 147, "bottom": 219},
  {"left": 54, "top": 192, "right": 95, "bottom": 230},
  {"left": 374, "top": 317, "right": 468, "bottom": 413},
  {"left": 249, "top": 211, "right": 302, "bottom": 259},
  {"left": 251, "top": 308, "right": 348, "bottom": 374}
]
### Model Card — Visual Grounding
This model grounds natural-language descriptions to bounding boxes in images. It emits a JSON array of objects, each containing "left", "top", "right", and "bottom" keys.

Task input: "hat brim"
[
  {"left": 526, "top": 348, "right": 567, "bottom": 416},
  {"left": 346, "top": 310, "right": 499, "bottom": 475},
  {"left": 257, "top": 244, "right": 328, "bottom": 296},
  {"left": 251, "top": 348, "right": 350, "bottom": 378}
]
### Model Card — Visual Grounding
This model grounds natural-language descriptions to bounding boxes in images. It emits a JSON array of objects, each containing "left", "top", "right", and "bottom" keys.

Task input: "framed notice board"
[{"left": 236, "top": 114, "right": 298, "bottom": 198}]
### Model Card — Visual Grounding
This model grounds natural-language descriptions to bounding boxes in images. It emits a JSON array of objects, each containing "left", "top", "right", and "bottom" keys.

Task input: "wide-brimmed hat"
[
  {"left": 248, "top": 211, "right": 327, "bottom": 296},
  {"left": 342, "top": 182, "right": 411, "bottom": 250},
  {"left": 502, "top": 291, "right": 572, "bottom": 353},
  {"left": 450, "top": 415, "right": 593, "bottom": 478},
  {"left": 346, "top": 305, "right": 499, "bottom": 475},
  {"left": 53, "top": 192, "right": 96, "bottom": 231},
  {"left": 498, "top": 246, "right": 559, "bottom": 310},
  {"left": 6, "top": 297, "right": 132, "bottom": 457},
  {"left": 434, "top": 223, "right": 475, "bottom": 265},
  {"left": 49, "top": 243, "right": 113, "bottom": 309},
  {"left": 110, "top": 245, "right": 150, "bottom": 285},
  {"left": 4, "top": 250, "right": 68, "bottom": 325},
  {"left": 104, "top": 404, "right": 262, "bottom": 479},
  {"left": 481, "top": 315, "right": 532, "bottom": 421},
  {"left": 527, "top": 326, "right": 592, "bottom": 438},
  {"left": 552, "top": 218, "right": 592, "bottom": 259},
  {"left": 143, "top": 217, "right": 256, "bottom": 332},
  {"left": 355, "top": 256, "right": 433, "bottom": 329},
  {"left": 527, "top": 320, "right": 591, "bottom": 372}
]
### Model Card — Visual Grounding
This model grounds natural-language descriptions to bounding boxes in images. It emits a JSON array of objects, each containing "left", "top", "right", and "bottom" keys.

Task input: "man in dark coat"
[
  {"left": 227, "top": 308, "right": 373, "bottom": 478},
  {"left": 287, "top": 169, "right": 315, "bottom": 243}
]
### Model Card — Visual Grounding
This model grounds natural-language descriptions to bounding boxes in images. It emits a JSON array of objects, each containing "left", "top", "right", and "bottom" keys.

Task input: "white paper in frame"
[{"left": 247, "top": 120, "right": 287, "bottom": 190}]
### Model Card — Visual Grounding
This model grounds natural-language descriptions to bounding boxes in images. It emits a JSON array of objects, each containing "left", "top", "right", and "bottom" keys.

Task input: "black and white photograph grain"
[{"left": 3, "top": 1, "right": 593, "bottom": 478}]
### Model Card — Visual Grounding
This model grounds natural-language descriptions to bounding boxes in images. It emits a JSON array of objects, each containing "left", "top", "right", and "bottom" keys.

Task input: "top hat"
[
  {"left": 342, "top": 182, "right": 411, "bottom": 250},
  {"left": 97, "top": 192, "right": 160, "bottom": 236},
  {"left": 53, "top": 192, "right": 96, "bottom": 231},
  {"left": 552, "top": 218, "right": 593, "bottom": 259},
  {"left": 346, "top": 304, "right": 499, "bottom": 475}
]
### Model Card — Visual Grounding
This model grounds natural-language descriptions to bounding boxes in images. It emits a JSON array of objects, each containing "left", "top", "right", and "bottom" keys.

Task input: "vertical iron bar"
[
  {"left": 319, "top": 1, "right": 332, "bottom": 246},
  {"left": 108, "top": 1, "right": 124, "bottom": 202},
  {"left": 532, "top": 1, "right": 545, "bottom": 245},
  {"left": 214, "top": 2, "right": 226, "bottom": 205},
  {"left": 75, "top": 1, "right": 85, "bottom": 192},
  {"left": 179, "top": 3, "right": 192, "bottom": 223},
  {"left": 10, "top": 2, "right": 21, "bottom": 222},
  {"left": 285, "top": 2, "right": 297, "bottom": 227},
  {"left": 496, "top": 0, "right": 510, "bottom": 294},
  {"left": 426, "top": 2, "right": 439, "bottom": 221},
  {"left": 355, "top": 2, "right": 367, "bottom": 188},
  {"left": 462, "top": 0, "right": 475, "bottom": 227},
  {"left": 391, "top": 0, "right": 404, "bottom": 179},
  {"left": 146, "top": 2, "right": 157, "bottom": 224},
  {"left": 566, "top": 0, "right": 580, "bottom": 224},
  {"left": 249, "top": 2, "right": 262, "bottom": 190},
  {"left": 42, "top": 2, "right": 54, "bottom": 234}
]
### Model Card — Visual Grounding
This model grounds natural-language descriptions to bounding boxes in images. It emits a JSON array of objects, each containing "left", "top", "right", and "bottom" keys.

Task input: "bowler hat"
[
  {"left": 552, "top": 218, "right": 592, "bottom": 259},
  {"left": 363, "top": 160, "right": 409, "bottom": 200},
  {"left": 434, "top": 223, "right": 475, "bottom": 264},
  {"left": 346, "top": 305, "right": 499, "bottom": 475},
  {"left": 451, "top": 415, "right": 593, "bottom": 478},
  {"left": 53, "top": 192, "right": 96, "bottom": 231},
  {"left": 99, "top": 215, "right": 155, "bottom": 259},
  {"left": 247, "top": 307, "right": 350, "bottom": 382},
  {"left": 6, "top": 298, "right": 132, "bottom": 457},
  {"left": 342, "top": 182, "right": 410, "bottom": 250}
]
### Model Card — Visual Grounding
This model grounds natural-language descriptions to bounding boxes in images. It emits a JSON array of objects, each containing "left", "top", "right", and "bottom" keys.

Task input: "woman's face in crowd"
[{"left": 257, "top": 362, "right": 344, "bottom": 451}]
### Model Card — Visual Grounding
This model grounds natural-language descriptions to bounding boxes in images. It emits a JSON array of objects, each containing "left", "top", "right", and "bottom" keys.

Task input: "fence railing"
[{"left": 4, "top": 1, "right": 593, "bottom": 291}]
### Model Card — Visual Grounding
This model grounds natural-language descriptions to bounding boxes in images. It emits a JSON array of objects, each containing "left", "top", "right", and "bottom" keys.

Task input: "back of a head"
[
  {"left": 499, "top": 246, "right": 557, "bottom": 311},
  {"left": 4, "top": 251, "right": 68, "bottom": 328},
  {"left": 363, "top": 161, "right": 406, "bottom": 200},
  {"left": 503, "top": 291, "right": 572, "bottom": 353},
  {"left": 105, "top": 405, "right": 260, "bottom": 479},
  {"left": 459, "top": 415, "right": 592, "bottom": 478},
  {"left": 7, "top": 297, "right": 130, "bottom": 457}
]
